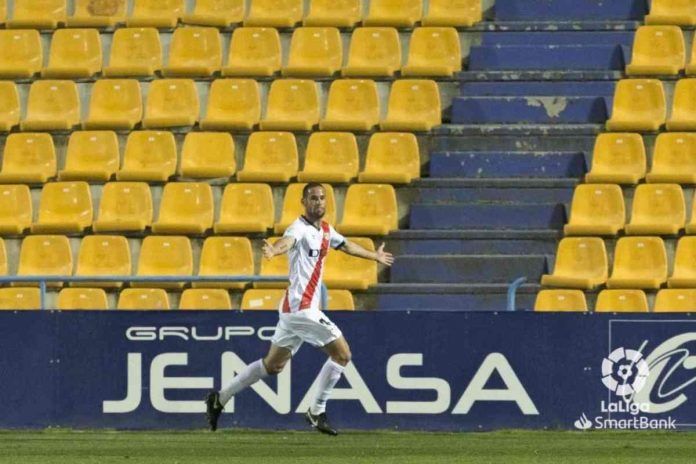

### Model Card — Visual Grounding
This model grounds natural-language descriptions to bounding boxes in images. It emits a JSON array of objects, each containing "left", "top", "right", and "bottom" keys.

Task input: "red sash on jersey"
[{"left": 282, "top": 221, "right": 330, "bottom": 313}]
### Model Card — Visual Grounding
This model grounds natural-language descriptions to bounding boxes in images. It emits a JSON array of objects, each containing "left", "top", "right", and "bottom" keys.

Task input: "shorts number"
[{"left": 319, "top": 318, "right": 332, "bottom": 327}]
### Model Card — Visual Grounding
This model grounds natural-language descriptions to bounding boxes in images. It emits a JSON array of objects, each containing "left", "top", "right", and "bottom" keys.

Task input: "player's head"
[{"left": 302, "top": 183, "right": 326, "bottom": 221}]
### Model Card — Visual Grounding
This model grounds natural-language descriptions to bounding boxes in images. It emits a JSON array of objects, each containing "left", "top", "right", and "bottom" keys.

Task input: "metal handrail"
[
  {"left": 0, "top": 275, "right": 328, "bottom": 310},
  {"left": 506, "top": 277, "right": 528, "bottom": 312}
]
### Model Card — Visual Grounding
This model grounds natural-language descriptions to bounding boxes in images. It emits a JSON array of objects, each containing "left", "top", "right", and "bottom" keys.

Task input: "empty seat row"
[
  {"left": 0, "top": 26, "right": 461, "bottom": 79},
  {"left": 0, "top": 0, "right": 480, "bottom": 29},
  {"left": 0, "top": 181, "right": 398, "bottom": 236},
  {"left": 646, "top": 0, "right": 696, "bottom": 27},
  {"left": 0, "top": 78, "right": 442, "bottom": 132},
  {"left": 586, "top": 132, "right": 696, "bottom": 185},
  {"left": 0, "top": 131, "right": 420, "bottom": 184},
  {"left": 564, "top": 183, "right": 696, "bottom": 236},
  {"left": 0, "top": 234, "right": 378, "bottom": 290},
  {"left": 535, "top": 289, "right": 696, "bottom": 312},
  {"left": 542, "top": 236, "right": 696, "bottom": 291},
  {"left": 0, "top": 287, "right": 356, "bottom": 310},
  {"left": 604, "top": 78, "right": 696, "bottom": 132}
]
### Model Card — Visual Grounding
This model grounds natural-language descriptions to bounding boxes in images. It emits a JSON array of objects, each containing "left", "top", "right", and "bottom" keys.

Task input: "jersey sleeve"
[
  {"left": 283, "top": 221, "right": 304, "bottom": 247},
  {"left": 329, "top": 225, "right": 346, "bottom": 250}
]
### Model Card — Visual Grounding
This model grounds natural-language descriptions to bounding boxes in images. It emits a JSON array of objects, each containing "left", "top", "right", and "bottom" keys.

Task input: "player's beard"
[{"left": 306, "top": 207, "right": 325, "bottom": 222}]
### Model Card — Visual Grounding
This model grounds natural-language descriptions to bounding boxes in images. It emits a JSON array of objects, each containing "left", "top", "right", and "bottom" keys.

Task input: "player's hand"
[
  {"left": 262, "top": 239, "right": 275, "bottom": 260},
  {"left": 376, "top": 243, "right": 394, "bottom": 267}
]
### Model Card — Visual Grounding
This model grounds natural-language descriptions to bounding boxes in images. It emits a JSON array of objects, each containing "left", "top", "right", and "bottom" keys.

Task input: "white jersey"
[{"left": 279, "top": 216, "right": 346, "bottom": 313}]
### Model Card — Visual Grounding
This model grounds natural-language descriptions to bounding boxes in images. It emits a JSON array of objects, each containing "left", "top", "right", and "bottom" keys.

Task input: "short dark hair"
[{"left": 302, "top": 182, "right": 325, "bottom": 199}]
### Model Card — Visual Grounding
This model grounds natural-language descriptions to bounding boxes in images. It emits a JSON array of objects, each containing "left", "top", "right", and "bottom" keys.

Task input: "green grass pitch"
[{"left": 0, "top": 430, "right": 694, "bottom": 464}]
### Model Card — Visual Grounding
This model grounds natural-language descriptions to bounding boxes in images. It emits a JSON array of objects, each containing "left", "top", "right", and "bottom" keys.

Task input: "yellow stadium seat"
[
  {"left": 646, "top": 0, "right": 696, "bottom": 27},
  {"left": 326, "top": 289, "right": 354, "bottom": 310},
  {"left": 116, "top": 131, "right": 177, "bottom": 182},
  {"left": 342, "top": 28, "right": 401, "bottom": 77},
  {"left": 103, "top": 28, "right": 162, "bottom": 77},
  {"left": 298, "top": 132, "right": 359, "bottom": 183},
  {"left": 260, "top": 79, "right": 320, "bottom": 131},
  {"left": 162, "top": 27, "right": 221, "bottom": 77},
  {"left": 654, "top": 289, "right": 696, "bottom": 312},
  {"left": 127, "top": 0, "right": 184, "bottom": 28},
  {"left": 669, "top": 237, "right": 696, "bottom": 288},
  {"left": 624, "top": 183, "right": 685, "bottom": 235},
  {"left": 8, "top": 0, "right": 66, "bottom": 29},
  {"left": 195, "top": 236, "right": 253, "bottom": 289},
  {"left": 687, "top": 192, "right": 696, "bottom": 234},
  {"left": 214, "top": 183, "right": 275, "bottom": 233},
  {"left": 0, "top": 0, "right": 5, "bottom": 24},
  {"left": 237, "top": 132, "right": 298, "bottom": 182},
  {"left": 0, "top": 185, "right": 32, "bottom": 235},
  {"left": 68, "top": 0, "right": 127, "bottom": 27},
  {"left": 541, "top": 237, "right": 608, "bottom": 290},
  {"left": 74, "top": 235, "right": 131, "bottom": 288},
  {"left": 180, "top": 289, "right": 232, "bottom": 310},
  {"left": 585, "top": 133, "right": 646, "bottom": 184},
  {"left": 21, "top": 80, "right": 80, "bottom": 132},
  {"left": 83, "top": 79, "right": 142, "bottom": 130},
  {"left": 283, "top": 27, "right": 342, "bottom": 77},
  {"left": 241, "top": 288, "right": 284, "bottom": 310},
  {"left": 58, "top": 131, "right": 119, "bottom": 182},
  {"left": 666, "top": 79, "right": 696, "bottom": 131},
  {"left": 256, "top": 237, "right": 288, "bottom": 289},
  {"left": 17, "top": 235, "right": 72, "bottom": 287},
  {"left": 0, "top": 30, "right": 42, "bottom": 78},
  {"left": 534, "top": 289, "right": 587, "bottom": 312},
  {"left": 564, "top": 184, "right": 626, "bottom": 236},
  {"left": 180, "top": 132, "right": 236, "bottom": 178},
  {"left": 0, "top": 133, "right": 56, "bottom": 183},
  {"left": 402, "top": 28, "right": 462, "bottom": 77},
  {"left": 304, "top": 0, "right": 361, "bottom": 27},
  {"left": 274, "top": 183, "right": 336, "bottom": 234},
  {"left": 200, "top": 79, "right": 260, "bottom": 130},
  {"left": 320, "top": 79, "right": 380, "bottom": 131},
  {"left": 0, "top": 239, "right": 6, "bottom": 274},
  {"left": 117, "top": 288, "right": 170, "bottom": 310},
  {"left": 0, "top": 82, "right": 19, "bottom": 132},
  {"left": 364, "top": 0, "right": 422, "bottom": 27},
  {"left": 245, "top": 0, "right": 303, "bottom": 27},
  {"left": 595, "top": 290, "right": 649, "bottom": 313},
  {"left": 42, "top": 29, "right": 102, "bottom": 79},
  {"left": 182, "top": 0, "right": 244, "bottom": 27},
  {"left": 422, "top": 0, "right": 481, "bottom": 27},
  {"left": 31, "top": 182, "right": 93, "bottom": 234},
  {"left": 626, "top": 26, "right": 685, "bottom": 76},
  {"left": 135, "top": 236, "right": 192, "bottom": 289},
  {"left": 337, "top": 184, "right": 398, "bottom": 236},
  {"left": 222, "top": 27, "right": 281, "bottom": 77},
  {"left": 92, "top": 182, "right": 152, "bottom": 232},
  {"left": 606, "top": 79, "right": 666, "bottom": 132},
  {"left": 142, "top": 79, "right": 199, "bottom": 128},
  {"left": 646, "top": 133, "right": 696, "bottom": 183},
  {"left": 381, "top": 80, "right": 441, "bottom": 131},
  {"left": 324, "top": 237, "right": 377, "bottom": 290},
  {"left": 359, "top": 132, "right": 421, "bottom": 184},
  {"left": 607, "top": 236, "right": 668, "bottom": 289},
  {"left": 687, "top": 37, "right": 696, "bottom": 75},
  {"left": 0, "top": 288, "right": 41, "bottom": 310},
  {"left": 57, "top": 288, "right": 109, "bottom": 310},
  {"left": 151, "top": 182, "right": 214, "bottom": 235}
]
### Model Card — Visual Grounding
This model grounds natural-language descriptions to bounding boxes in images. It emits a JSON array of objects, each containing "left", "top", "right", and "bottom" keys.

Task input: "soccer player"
[{"left": 206, "top": 183, "right": 394, "bottom": 435}]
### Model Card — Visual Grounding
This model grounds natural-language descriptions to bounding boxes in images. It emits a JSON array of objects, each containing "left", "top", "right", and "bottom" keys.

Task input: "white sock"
[
  {"left": 219, "top": 359, "right": 269, "bottom": 406},
  {"left": 310, "top": 359, "right": 345, "bottom": 415}
]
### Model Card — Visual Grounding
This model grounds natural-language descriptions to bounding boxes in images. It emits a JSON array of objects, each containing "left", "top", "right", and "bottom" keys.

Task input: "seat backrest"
[
  {"left": 264, "top": 79, "right": 319, "bottom": 123},
  {"left": 131, "top": 0, "right": 185, "bottom": 19},
  {"left": 72, "top": 0, "right": 127, "bottom": 21},
  {"left": 217, "top": 183, "right": 275, "bottom": 227},
  {"left": 552, "top": 237, "right": 608, "bottom": 280},
  {"left": 117, "top": 288, "right": 170, "bottom": 310},
  {"left": 611, "top": 79, "right": 666, "bottom": 120},
  {"left": 11, "top": 0, "right": 66, "bottom": 25},
  {"left": 631, "top": 25, "right": 685, "bottom": 67},
  {"left": 0, "top": 185, "right": 32, "bottom": 231},
  {"left": 654, "top": 289, "right": 696, "bottom": 312},
  {"left": 199, "top": 236, "right": 254, "bottom": 276},
  {"left": 590, "top": 133, "right": 646, "bottom": 176},
  {"left": 144, "top": 79, "right": 200, "bottom": 123},
  {"left": 0, "top": 288, "right": 41, "bottom": 310},
  {"left": 385, "top": 79, "right": 441, "bottom": 125},
  {"left": 246, "top": 0, "right": 303, "bottom": 25},
  {"left": 63, "top": 130, "right": 119, "bottom": 178},
  {"left": 167, "top": 27, "right": 222, "bottom": 69},
  {"left": 303, "top": 132, "right": 359, "bottom": 174},
  {"left": 156, "top": 182, "right": 214, "bottom": 227},
  {"left": 345, "top": 27, "right": 401, "bottom": 73},
  {"left": 0, "top": 81, "right": 19, "bottom": 127},
  {"left": 669, "top": 78, "right": 696, "bottom": 119},
  {"left": 179, "top": 289, "right": 232, "bottom": 310},
  {"left": 595, "top": 289, "right": 649, "bottom": 312},
  {"left": 406, "top": 27, "right": 461, "bottom": 71},
  {"left": 366, "top": 0, "right": 422, "bottom": 25},
  {"left": 57, "top": 288, "right": 109, "bottom": 310},
  {"left": 243, "top": 131, "right": 298, "bottom": 172},
  {"left": 36, "top": 182, "right": 93, "bottom": 228},
  {"left": 2, "top": 133, "right": 56, "bottom": 178},
  {"left": 651, "top": 132, "right": 696, "bottom": 173},
  {"left": 18, "top": 235, "right": 72, "bottom": 276},
  {"left": 286, "top": 27, "right": 342, "bottom": 71},
  {"left": 107, "top": 28, "right": 162, "bottom": 74},
  {"left": 534, "top": 289, "right": 587, "bottom": 312},
  {"left": 342, "top": 184, "right": 398, "bottom": 231},
  {"left": 672, "top": 236, "right": 696, "bottom": 277},
  {"left": 568, "top": 184, "right": 626, "bottom": 225},
  {"left": 612, "top": 236, "right": 668, "bottom": 279},
  {"left": 76, "top": 235, "right": 131, "bottom": 276},
  {"left": 324, "top": 79, "right": 380, "bottom": 123},
  {"left": 305, "top": 0, "right": 362, "bottom": 26},
  {"left": 0, "top": 30, "right": 43, "bottom": 76},
  {"left": 25, "top": 80, "right": 80, "bottom": 126},
  {"left": 326, "top": 236, "right": 377, "bottom": 284},
  {"left": 95, "top": 182, "right": 153, "bottom": 230},
  {"left": 87, "top": 79, "right": 143, "bottom": 126},
  {"left": 241, "top": 288, "right": 285, "bottom": 310},
  {"left": 629, "top": 183, "right": 685, "bottom": 225},
  {"left": 326, "top": 289, "right": 355, "bottom": 310},
  {"left": 137, "top": 235, "right": 193, "bottom": 276},
  {"left": 258, "top": 236, "right": 289, "bottom": 278},
  {"left": 226, "top": 27, "right": 281, "bottom": 73},
  {"left": 46, "top": 28, "right": 102, "bottom": 72},
  {"left": 121, "top": 130, "right": 177, "bottom": 174},
  {"left": 180, "top": 132, "right": 236, "bottom": 176},
  {"left": 364, "top": 132, "right": 420, "bottom": 178},
  {"left": 204, "top": 78, "right": 260, "bottom": 125}
]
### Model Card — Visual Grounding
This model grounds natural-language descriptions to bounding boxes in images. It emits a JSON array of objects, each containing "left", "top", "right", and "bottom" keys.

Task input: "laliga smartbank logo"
[{"left": 574, "top": 340, "right": 677, "bottom": 431}]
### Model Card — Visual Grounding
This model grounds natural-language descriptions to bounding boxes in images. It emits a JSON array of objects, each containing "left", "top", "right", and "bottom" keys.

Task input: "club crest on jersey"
[{"left": 308, "top": 249, "right": 321, "bottom": 257}]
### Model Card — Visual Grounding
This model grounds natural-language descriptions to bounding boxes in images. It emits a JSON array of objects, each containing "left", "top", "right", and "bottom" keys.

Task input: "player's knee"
[
  {"left": 332, "top": 350, "right": 351, "bottom": 366},
  {"left": 263, "top": 359, "right": 286, "bottom": 375}
]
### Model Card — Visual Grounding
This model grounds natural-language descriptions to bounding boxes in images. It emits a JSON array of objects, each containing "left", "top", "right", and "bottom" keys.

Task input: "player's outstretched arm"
[
  {"left": 341, "top": 241, "right": 394, "bottom": 267},
  {"left": 262, "top": 237, "right": 296, "bottom": 259}
]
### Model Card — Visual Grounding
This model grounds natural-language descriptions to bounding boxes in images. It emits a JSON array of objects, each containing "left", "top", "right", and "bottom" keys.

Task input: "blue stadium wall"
[{"left": 1, "top": 311, "right": 694, "bottom": 431}]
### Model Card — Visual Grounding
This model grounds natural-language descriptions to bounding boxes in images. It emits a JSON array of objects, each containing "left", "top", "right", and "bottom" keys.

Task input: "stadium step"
[
  {"left": 428, "top": 152, "right": 587, "bottom": 179},
  {"left": 408, "top": 203, "right": 567, "bottom": 230},
  {"left": 459, "top": 81, "right": 616, "bottom": 97},
  {"left": 494, "top": 0, "right": 647, "bottom": 21},
  {"left": 480, "top": 31, "right": 634, "bottom": 46},
  {"left": 410, "top": 186, "right": 574, "bottom": 203},
  {"left": 451, "top": 96, "right": 609, "bottom": 124},
  {"left": 468, "top": 45, "right": 629, "bottom": 71}
]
